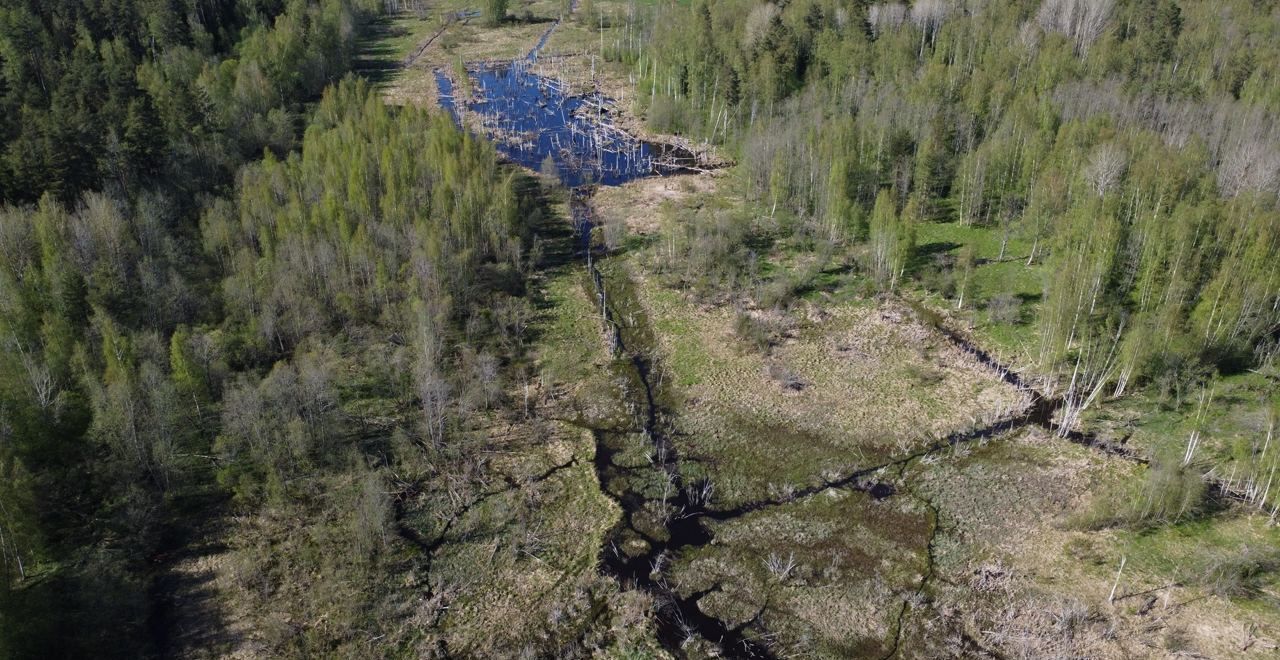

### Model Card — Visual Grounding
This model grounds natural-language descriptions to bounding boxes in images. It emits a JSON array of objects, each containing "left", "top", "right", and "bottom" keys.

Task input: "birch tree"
[{"left": 1036, "top": 0, "right": 1115, "bottom": 56}]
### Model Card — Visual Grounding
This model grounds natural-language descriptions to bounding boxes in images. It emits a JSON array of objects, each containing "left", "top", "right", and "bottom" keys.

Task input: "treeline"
[
  {"left": 0, "top": 0, "right": 541, "bottom": 655},
  {"left": 622, "top": 0, "right": 1279, "bottom": 421}
]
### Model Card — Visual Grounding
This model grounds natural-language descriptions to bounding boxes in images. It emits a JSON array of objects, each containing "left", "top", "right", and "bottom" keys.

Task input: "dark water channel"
[{"left": 433, "top": 21, "right": 752, "bottom": 655}]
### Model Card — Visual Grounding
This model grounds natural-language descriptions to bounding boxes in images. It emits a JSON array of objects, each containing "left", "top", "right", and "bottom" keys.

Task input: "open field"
[{"left": 635, "top": 275, "right": 1030, "bottom": 508}]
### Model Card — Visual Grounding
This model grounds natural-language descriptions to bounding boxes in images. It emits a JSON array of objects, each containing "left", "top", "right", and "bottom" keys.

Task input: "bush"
[
  {"left": 734, "top": 311, "right": 772, "bottom": 351},
  {"left": 1072, "top": 458, "right": 1207, "bottom": 530},
  {"left": 988, "top": 292, "right": 1023, "bottom": 324},
  {"left": 903, "top": 363, "right": 944, "bottom": 387},
  {"left": 1063, "top": 536, "right": 1108, "bottom": 566},
  {"left": 1138, "top": 458, "right": 1208, "bottom": 524},
  {"left": 756, "top": 278, "right": 797, "bottom": 309},
  {"left": 766, "top": 362, "right": 805, "bottom": 391},
  {"left": 1188, "top": 546, "right": 1280, "bottom": 599},
  {"left": 484, "top": 0, "right": 508, "bottom": 26},
  {"left": 647, "top": 96, "right": 690, "bottom": 135}
]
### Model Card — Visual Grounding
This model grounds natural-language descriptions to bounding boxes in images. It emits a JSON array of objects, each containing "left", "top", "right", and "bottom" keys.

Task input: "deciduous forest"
[{"left": 1, "top": 0, "right": 1278, "bottom": 657}]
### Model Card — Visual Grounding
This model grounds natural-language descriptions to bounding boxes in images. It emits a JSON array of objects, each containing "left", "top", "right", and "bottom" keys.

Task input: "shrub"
[
  {"left": 1188, "top": 546, "right": 1280, "bottom": 599},
  {"left": 988, "top": 292, "right": 1023, "bottom": 324},
  {"left": 766, "top": 361, "right": 805, "bottom": 391},
  {"left": 647, "top": 96, "right": 690, "bottom": 135},
  {"left": 1137, "top": 458, "right": 1208, "bottom": 524},
  {"left": 733, "top": 311, "right": 772, "bottom": 351},
  {"left": 1072, "top": 458, "right": 1207, "bottom": 530},
  {"left": 484, "top": 0, "right": 508, "bottom": 26}
]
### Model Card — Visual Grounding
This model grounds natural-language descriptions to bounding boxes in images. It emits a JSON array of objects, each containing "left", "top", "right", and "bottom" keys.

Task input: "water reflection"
[{"left": 434, "top": 59, "right": 655, "bottom": 188}]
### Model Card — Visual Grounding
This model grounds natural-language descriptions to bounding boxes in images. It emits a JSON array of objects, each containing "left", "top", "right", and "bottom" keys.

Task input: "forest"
[
  {"left": 1, "top": 0, "right": 1278, "bottom": 657},
  {"left": 631, "top": 0, "right": 1279, "bottom": 389},
  {"left": 638, "top": 0, "right": 1278, "bottom": 487},
  {"left": 0, "top": 0, "right": 537, "bottom": 655}
]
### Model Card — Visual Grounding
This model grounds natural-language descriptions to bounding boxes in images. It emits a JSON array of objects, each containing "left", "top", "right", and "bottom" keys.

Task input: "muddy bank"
[{"left": 572, "top": 195, "right": 773, "bottom": 656}]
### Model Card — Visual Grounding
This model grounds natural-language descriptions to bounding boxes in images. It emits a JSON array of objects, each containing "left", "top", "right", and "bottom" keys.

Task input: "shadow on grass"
[
  {"left": 355, "top": 14, "right": 417, "bottom": 87},
  {"left": 911, "top": 240, "right": 961, "bottom": 270}
]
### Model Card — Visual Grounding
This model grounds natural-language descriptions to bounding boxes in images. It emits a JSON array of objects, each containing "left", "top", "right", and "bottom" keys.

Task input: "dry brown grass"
[
  {"left": 907, "top": 432, "right": 1280, "bottom": 659},
  {"left": 631, "top": 270, "right": 1030, "bottom": 508},
  {"left": 591, "top": 172, "right": 725, "bottom": 236}
]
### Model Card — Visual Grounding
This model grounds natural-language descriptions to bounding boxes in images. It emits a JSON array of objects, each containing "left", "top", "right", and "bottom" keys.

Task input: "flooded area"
[{"left": 433, "top": 18, "right": 693, "bottom": 188}]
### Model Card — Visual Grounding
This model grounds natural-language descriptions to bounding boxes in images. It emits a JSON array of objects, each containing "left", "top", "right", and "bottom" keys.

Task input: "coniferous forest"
[{"left": 1, "top": 0, "right": 1279, "bottom": 657}]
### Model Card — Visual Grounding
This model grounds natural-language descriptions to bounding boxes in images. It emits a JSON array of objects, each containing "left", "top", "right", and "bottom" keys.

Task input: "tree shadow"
[
  {"left": 505, "top": 14, "right": 558, "bottom": 26},
  {"left": 911, "top": 241, "right": 960, "bottom": 269},
  {"left": 148, "top": 489, "right": 242, "bottom": 659},
  {"left": 355, "top": 14, "right": 414, "bottom": 87},
  {"left": 791, "top": 261, "right": 856, "bottom": 298}
]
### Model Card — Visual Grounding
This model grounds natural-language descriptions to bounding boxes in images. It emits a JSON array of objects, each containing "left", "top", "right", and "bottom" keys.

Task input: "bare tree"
[
  {"left": 0, "top": 496, "right": 27, "bottom": 581},
  {"left": 1219, "top": 139, "right": 1280, "bottom": 198},
  {"left": 909, "top": 0, "right": 952, "bottom": 55},
  {"left": 1056, "top": 327, "right": 1122, "bottom": 436},
  {"left": 1036, "top": 0, "right": 1115, "bottom": 56},
  {"left": 1018, "top": 20, "right": 1042, "bottom": 51},
  {"left": 868, "top": 3, "right": 907, "bottom": 38},
  {"left": 765, "top": 552, "right": 797, "bottom": 580},
  {"left": 743, "top": 3, "right": 781, "bottom": 51},
  {"left": 13, "top": 341, "right": 62, "bottom": 414},
  {"left": 413, "top": 306, "right": 451, "bottom": 448},
  {"left": 0, "top": 207, "right": 36, "bottom": 281},
  {"left": 1083, "top": 143, "right": 1127, "bottom": 197},
  {"left": 351, "top": 468, "right": 391, "bottom": 556}
]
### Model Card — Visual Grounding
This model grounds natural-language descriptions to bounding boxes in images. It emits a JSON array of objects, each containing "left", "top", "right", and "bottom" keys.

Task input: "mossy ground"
[{"left": 673, "top": 492, "right": 932, "bottom": 656}]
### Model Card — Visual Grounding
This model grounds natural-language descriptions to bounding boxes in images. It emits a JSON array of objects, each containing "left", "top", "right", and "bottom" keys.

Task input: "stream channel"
[{"left": 432, "top": 19, "right": 776, "bottom": 655}]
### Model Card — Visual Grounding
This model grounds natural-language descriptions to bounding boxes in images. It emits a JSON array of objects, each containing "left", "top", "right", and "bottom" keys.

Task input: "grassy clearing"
[
  {"left": 1122, "top": 515, "right": 1280, "bottom": 600},
  {"left": 357, "top": 8, "right": 455, "bottom": 103},
  {"left": 902, "top": 431, "right": 1280, "bottom": 657},
  {"left": 914, "top": 220, "right": 1047, "bottom": 360},
  {"left": 534, "top": 269, "right": 619, "bottom": 403},
  {"left": 630, "top": 262, "right": 1028, "bottom": 509}
]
